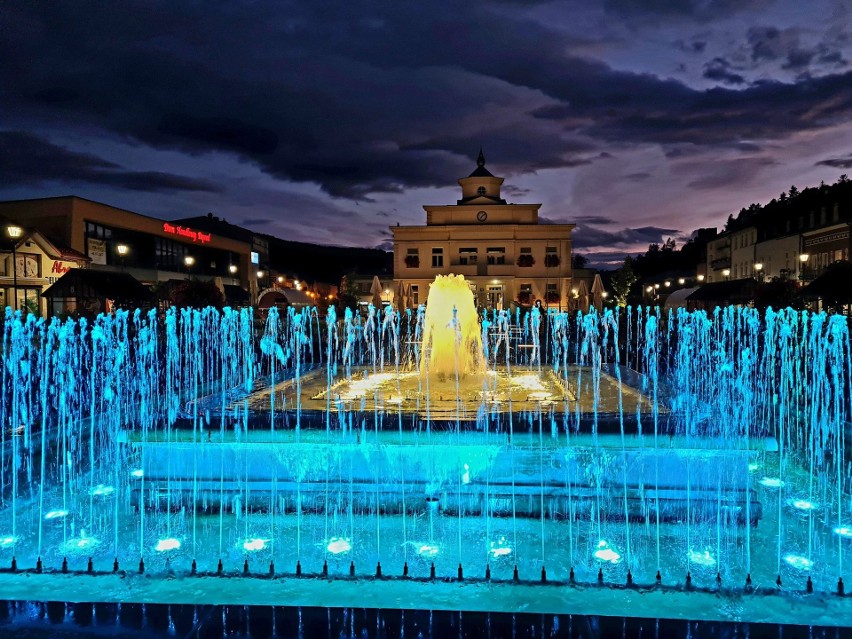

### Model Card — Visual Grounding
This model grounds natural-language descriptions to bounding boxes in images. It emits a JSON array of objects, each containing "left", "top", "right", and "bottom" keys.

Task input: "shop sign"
[
  {"left": 162, "top": 222, "right": 212, "bottom": 244},
  {"left": 87, "top": 238, "right": 107, "bottom": 265}
]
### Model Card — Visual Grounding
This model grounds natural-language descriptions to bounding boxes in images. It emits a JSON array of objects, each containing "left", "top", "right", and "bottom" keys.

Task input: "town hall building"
[{"left": 392, "top": 151, "right": 576, "bottom": 310}]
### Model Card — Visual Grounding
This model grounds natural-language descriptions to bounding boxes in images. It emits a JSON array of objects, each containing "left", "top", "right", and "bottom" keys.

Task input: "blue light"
[
  {"left": 787, "top": 498, "right": 818, "bottom": 511},
  {"left": 130, "top": 469, "right": 144, "bottom": 479},
  {"left": 834, "top": 526, "right": 852, "bottom": 538},
  {"left": 242, "top": 538, "right": 268, "bottom": 552},
  {"left": 783, "top": 554, "right": 813, "bottom": 571},
  {"left": 489, "top": 536, "right": 512, "bottom": 559},
  {"left": 758, "top": 477, "right": 785, "bottom": 488},
  {"left": 326, "top": 537, "right": 351, "bottom": 555},
  {"left": 89, "top": 484, "right": 115, "bottom": 497},
  {"left": 688, "top": 549, "right": 716, "bottom": 567},
  {"left": 44, "top": 509, "right": 69, "bottom": 520},
  {"left": 0, "top": 536, "right": 16, "bottom": 548},
  {"left": 416, "top": 543, "right": 440, "bottom": 559},
  {"left": 155, "top": 538, "right": 181, "bottom": 552},
  {"left": 593, "top": 540, "right": 621, "bottom": 564}
]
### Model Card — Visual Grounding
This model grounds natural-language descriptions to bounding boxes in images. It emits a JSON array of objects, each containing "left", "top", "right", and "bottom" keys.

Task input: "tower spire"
[{"left": 477, "top": 147, "right": 485, "bottom": 168}]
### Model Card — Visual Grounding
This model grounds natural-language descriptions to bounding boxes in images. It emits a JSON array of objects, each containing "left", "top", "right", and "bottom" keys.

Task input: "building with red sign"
[{"left": 0, "top": 196, "right": 255, "bottom": 314}]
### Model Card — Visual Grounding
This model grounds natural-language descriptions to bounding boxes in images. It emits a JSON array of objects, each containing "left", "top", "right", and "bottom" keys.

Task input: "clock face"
[{"left": 476, "top": 210, "right": 488, "bottom": 222}]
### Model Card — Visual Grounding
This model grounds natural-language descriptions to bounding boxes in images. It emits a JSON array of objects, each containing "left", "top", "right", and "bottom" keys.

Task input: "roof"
[
  {"left": 664, "top": 287, "right": 698, "bottom": 309},
  {"left": 801, "top": 262, "right": 852, "bottom": 303},
  {"left": 468, "top": 148, "right": 494, "bottom": 178},
  {"left": 686, "top": 278, "right": 756, "bottom": 302},
  {"left": 42, "top": 269, "right": 153, "bottom": 301}
]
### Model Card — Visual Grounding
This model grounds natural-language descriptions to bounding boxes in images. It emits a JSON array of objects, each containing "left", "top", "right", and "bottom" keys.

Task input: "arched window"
[{"left": 477, "top": 186, "right": 486, "bottom": 196}]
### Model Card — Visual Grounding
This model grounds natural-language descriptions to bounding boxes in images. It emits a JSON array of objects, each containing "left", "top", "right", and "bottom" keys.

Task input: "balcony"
[{"left": 710, "top": 257, "right": 731, "bottom": 270}]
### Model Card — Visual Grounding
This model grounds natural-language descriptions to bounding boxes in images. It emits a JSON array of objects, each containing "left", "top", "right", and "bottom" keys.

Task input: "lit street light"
[{"left": 6, "top": 225, "right": 23, "bottom": 311}]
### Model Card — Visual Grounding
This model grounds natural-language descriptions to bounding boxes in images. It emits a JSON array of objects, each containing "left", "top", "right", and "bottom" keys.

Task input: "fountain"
[{"left": 0, "top": 286, "right": 850, "bottom": 627}]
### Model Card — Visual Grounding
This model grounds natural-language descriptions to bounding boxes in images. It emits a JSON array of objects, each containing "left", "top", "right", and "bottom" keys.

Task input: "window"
[
  {"left": 85, "top": 221, "right": 113, "bottom": 240},
  {"left": 486, "top": 247, "right": 505, "bottom": 265},
  {"left": 410, "top": 285, "right": 419, "bottom": 306},
  {"left": 12, "top": 254, "right": 40, "bottom": 278},
  {"left": 477, "top": 186, "right": 486, "bottom": 196},
  {"left": 459, "top": 248, "right": 478, "bottom": 265},
  {"left": 155, "top": 237, "right": 188, "bottom": 270},
  {"left": 251, "top": 251, "right": 259, "bottom": 265},
  {"left": 431, "top": 248, "right": 444, "bottom": 268},
  {"left": 404, "top": 248, "right": 419, "bottom": 268}
]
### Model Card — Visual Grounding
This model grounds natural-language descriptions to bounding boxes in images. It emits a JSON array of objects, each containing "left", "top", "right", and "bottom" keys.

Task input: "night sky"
[{"left": 2, "top": 1, "right": 851, "bottom": 266}]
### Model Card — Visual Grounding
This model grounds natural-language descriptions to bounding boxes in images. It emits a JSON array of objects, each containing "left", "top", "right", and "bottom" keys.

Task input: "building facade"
[
  {"left": 392, "top": 152, "right": 575, "bottom": 309},
  {"left": 0, "top": 197, "right": 254, "bottom": 310},
  {"left": 0, "top": 228, "right": 90, "bottom": 315}
]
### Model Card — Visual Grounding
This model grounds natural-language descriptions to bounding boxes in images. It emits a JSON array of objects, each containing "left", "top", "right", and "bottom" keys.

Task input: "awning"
[
  {"left": 800, "top": 262, "right": 852, "bottom": 305},
  {"left": 42, "top": 269, "right": 152, "bottom": 304}
]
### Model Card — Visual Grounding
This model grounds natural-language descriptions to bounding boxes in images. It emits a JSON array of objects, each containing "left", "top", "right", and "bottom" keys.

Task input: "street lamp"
[
  {"left": 116, "top": 244, "right": 129, "bottom": 271},
  {"left": 754, "top": 262, "right": 763, "bottom": 281},
  {"left": 228, "top": 264, "right": 238, "bottom": 275},
  {"left": 697, "top": 274, "right": 705, "bottom": 282},
  {"left": 664, "top": 280, "right": 671, "bottom": 288},
  {"left": 184, "top": 255, "right": 195, "bottom": 279},
  {"left": 799, "top": 253, "right": 810, "bottom": 281},
  {"left": 722, "top": 268, "right": 730, "bottom": 280},
  {"left": 6, "top": 225, "right": 23, "bottom": 311}
]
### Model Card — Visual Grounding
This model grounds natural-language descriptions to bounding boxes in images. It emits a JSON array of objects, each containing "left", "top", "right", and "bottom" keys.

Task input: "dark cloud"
[
  {"left": 604, "top": 0, "right": 766, "bottom": 21},
  {"left": 674, "top": 39, "right": 707, "bottom": 54},
  {"left": 703, "top": 57, "right": 746, "bottom": 85},
  {"left": 573, "top": 225, "right": 680, "bottom": 249},
  {"left": 0, "top": 130, "right": 221, "bottom": 193},
  {"left": 624, "top": 172, "right": 651, "bottom": 181},
  {"left": 682, "top": 156, "right": 776, "bottom": 190},
  {"left": 815, "top": 155, "right": 852, "bottom": 169},
  {"left": 158, "top": 113, "right": 279, "bottom": 155},
  {"left": 241, "top": 218, "right": 274, "bottom": 226}
]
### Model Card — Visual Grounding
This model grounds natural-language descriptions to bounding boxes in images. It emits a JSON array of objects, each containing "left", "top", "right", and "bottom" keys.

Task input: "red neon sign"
[{"left": 162, "top": 222, "right": 212, "bottom": 244}]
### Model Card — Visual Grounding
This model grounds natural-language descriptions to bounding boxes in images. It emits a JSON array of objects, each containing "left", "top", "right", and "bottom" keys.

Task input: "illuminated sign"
[
  {"left": 51, "top": 261, "right": 73, "bottom": 275},
  {"left": 162, "top": 222, "right": 212, "bottom": 244},
  {"left": 251, "top": 251, "right": 259, "bottom": 265}
]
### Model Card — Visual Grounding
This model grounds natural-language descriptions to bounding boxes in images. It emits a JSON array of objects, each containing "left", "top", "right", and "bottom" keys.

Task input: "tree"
[
  {"left": 337, "top": 273, "right": 360, "bottom": 310},
  {"left": 572, "top": 253, "right": 589, "bottom": 269},
  {"left": 610, "top": 256, "right": 638, "bottom": 307},
  {"left": 169, "top": 279, "right": 225, "bottom": 309}
]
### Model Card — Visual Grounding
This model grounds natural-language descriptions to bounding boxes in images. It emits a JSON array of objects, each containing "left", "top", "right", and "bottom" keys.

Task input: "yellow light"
[
  {"left": 678, "top": 278, "right": 685, "bottom": 285},
  {"left": 184, "top": 256, "right": 195, "bottom": 267},
  {"left": 646, "top": 286, "right": 653, "bottom": 292},
  {"left": 799, "top": 253, "right": 809, "bottom": 263},
  {"left": 229, "top": 264, "right": 238, "bottom": 274},
  {"left": 257, "top": 270, "right": 264, "bottom": 278},
  {"left": 664, "top": 280, "right": 671, "bottom": 287},
  {"left": 722, "top": 269, "right": 730, "bottom": 277},
  {"left": 5, "top": 225, "right": 23, "bottom": 239},
  {"left": 116, "top": 244, "right": 129, "bottom": 256},
  {"left": 697, "top": 274, "right": 705, "bottom": 281},
  {"left": 754, "top": 262, "right": 763, "bottom": 271},
  {"left": 277, "top": 276, "right": 284, "bottom": 283},
  {"left": 602, "top": 291, "right": 608, "bottom": 298}
]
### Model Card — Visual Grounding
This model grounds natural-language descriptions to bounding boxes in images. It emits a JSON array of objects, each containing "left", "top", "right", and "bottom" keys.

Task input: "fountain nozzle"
[
  {"left": 430, "top": 562, "right": 436, "bottom": 579},
  {"left": 217, "top": 558, "right": 223, "bottom": 575},
  {"left": 402, "top": 562, "right": 408, "bottom": 578},
  {"left": 838, "top": 577, "right": 845, "bottom": 596},
  {"left": 807, "top": 576, "right": 813, "bottom": 593},
  {"left": 191, "top": 559, "right": 196, "bottom": 575},
  {"left": 113, "top": 558, "right": 119, "bottom": 573},
  {"left": 485, "top": 565, "right": 491, "bottom": 581},
  {"left": 323, "top": 560, "right": 329, "bottom": 577},
  {"left": 36, "top": 557, "right": 42, "bottom": 573},
  {"left": 296, "top": 560, "right": 302, "bottom": 577},
  {"left": 243, "top": 559, "right": 249, "bottom": 575},
  {"left": 10, "top": 556, "right": 16, "bottom": 572}
]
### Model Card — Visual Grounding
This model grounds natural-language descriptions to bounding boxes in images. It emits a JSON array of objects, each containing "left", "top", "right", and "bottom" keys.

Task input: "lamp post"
[
  {"left": 799, "top": 253, "right": 810, "bottom": 281},
  {"left": 116, "top": 244, "right": 129, "bottom": 271},
  {"left": 6, "top": 225, "right": 23, "bottom": 311},
  {"left": 754, "top": 262, "right": 764, "bottom": 282},
  {"left": 722, "top": 268, "right": 730, "bottom": 280},
  {"left": 184, "top": 255, "right": 195, "bottom": 279}
]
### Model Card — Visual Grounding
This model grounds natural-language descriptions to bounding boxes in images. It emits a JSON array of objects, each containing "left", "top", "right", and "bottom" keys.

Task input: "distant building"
[
  {"left": 392, "top": 151, "right": 577, "bottom": 310},
  {"left": 0, "top": 196, "right": 253, "bottom": 311}
]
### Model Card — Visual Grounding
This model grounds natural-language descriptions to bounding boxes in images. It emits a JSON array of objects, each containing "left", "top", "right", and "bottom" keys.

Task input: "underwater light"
[
  {"left": 242, "top": 538, "right": 268, "bottom": 552},
  {"left": 783, "top": 554, "right": 813, "bottom": 571},
  {"left": 747, "top": 462, "right": 761, "bottom": 471},
  {"left": 788, "top": 498, "right": 818, "bottom": 511},
  {"left": 462, "top": 463, "right": 471, "bottom": 485},
  {"left": 833, "top": 526, "right": 852, "bottom": 538},
  {"left": 758, "top": 477, "right": 784, "bottom": 488},
  {"left": 130, "top": 469, "right": 144, "bottom": 479},
  {"left": 89, "top": 484, "right": 115, "bottom": 497},
  {"left": 155, "top": 538, "right": 181, "bottom": 552},
  {"left": 326, "top": 537, "right": 352, "bottom": 555},
  {"left": 416, "top": 543, "right": 440, "bottom": 559},
  {"left": 45, "top": 509, "right": 69, "bottom": 520},
  {"left": 489, "top": 536, "right": 513, "bottom": 559},
  {"left": 687, "top": 549, "right": 716, "bottom": 567},
  {"left": 593, "top": 540, "right": 622, "bottom": 564},
  {"left": 62, "top": 534, "right": 100, "bottom": 555},
  {"left": 0, "top": 536, "right": 16, "bottom": 548}
]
